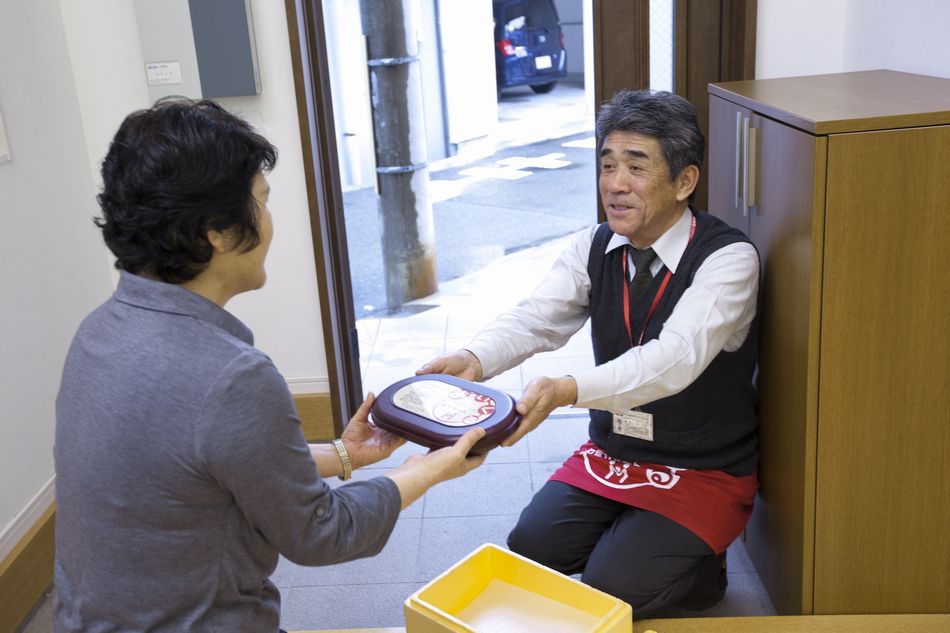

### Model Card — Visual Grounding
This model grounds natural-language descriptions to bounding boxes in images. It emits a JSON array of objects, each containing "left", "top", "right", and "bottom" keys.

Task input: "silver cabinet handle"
[
  {"left": 734, "top": 111, "right": 742, "bottom": 209},
  {"left": 747, "top": 126, "right": 757, "bottom": 208},
  {"left": 741, "top": 115, "right": 750, "bottom": 218}
]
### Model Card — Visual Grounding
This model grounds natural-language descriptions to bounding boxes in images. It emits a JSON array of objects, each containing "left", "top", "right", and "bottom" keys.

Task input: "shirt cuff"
[
  {"left": 463, "top": 340, "right": 503, "bottom": 380},
  {"left": 571, "top": 363, "right": 622, "bottom": 411}
]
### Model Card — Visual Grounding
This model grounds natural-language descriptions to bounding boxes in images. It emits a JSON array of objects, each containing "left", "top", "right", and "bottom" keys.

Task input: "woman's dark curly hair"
[{"left": 95, "top": 97, "right": 277, "bottom": 283}]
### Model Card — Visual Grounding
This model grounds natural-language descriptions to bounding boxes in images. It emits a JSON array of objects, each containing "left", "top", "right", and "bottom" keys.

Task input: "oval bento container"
[{"left": 370, "top": 374, "right": 521, "bottom": 454}]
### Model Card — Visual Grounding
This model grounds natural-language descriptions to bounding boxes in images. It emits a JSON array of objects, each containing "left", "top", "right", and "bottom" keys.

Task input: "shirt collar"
[
  {"left": 113, "top": 271, "right": 254, "bottom": 345},
  {"left": 604, "top": 208, "right": 693, "bottom": 274}
]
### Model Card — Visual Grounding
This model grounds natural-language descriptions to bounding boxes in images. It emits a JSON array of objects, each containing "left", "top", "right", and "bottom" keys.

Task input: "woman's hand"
[
  {"left": 339, "top": 393, "right": 405, "bottom": 469},
  {"left": 384, "top": 427, "right": 488, "bottom": 510},
  {"left": 416, "top": 349, "right": 484, "bottom": 381}
]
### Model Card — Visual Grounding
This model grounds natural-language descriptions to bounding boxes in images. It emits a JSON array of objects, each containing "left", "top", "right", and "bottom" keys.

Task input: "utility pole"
[{"left": 359, "top": 0, "right": 438, "bottom": 310}]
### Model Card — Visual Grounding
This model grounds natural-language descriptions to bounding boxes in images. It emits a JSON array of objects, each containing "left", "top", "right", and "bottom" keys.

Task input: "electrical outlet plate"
[{"left": 0, "top": 107, "right": 10, "bottom": 164}]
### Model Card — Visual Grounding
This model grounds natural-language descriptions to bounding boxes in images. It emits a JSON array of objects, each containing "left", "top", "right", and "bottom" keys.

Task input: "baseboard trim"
[
  {"left": 0, "top": 502, "right": 55, "bottom": 633},
  {"left": 0, "top": 476, "right": 54, "bottom": 564},
  {"left": 293, "top": 392, "right": 335, "bottom": 441}
]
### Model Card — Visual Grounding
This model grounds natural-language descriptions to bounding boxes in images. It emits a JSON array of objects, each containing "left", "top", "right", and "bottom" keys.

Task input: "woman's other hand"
[{"left": 384, "top": 427, "right": 488, "bottom": 510}]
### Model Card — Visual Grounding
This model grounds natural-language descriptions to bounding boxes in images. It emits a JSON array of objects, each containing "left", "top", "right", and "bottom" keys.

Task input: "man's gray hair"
[{"left": 595, "top": 89, "right": 705, "bottom": 183}]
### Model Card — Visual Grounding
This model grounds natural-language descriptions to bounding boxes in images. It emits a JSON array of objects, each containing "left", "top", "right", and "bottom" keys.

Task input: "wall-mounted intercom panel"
[{"left": 134, "top": 0, "right": 261, "bottom": 101}]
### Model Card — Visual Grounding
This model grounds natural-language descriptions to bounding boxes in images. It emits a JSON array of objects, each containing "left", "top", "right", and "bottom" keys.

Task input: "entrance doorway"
[
  {"left": 287, "top": 0, "right": 757, "bottom": 425},
  {"left": 322, "top": 1, "right": 599, "bottom": 405}
]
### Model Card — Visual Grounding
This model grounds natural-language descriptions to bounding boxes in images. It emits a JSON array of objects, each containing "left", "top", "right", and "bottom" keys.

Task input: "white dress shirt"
[{"left": 465, "top": 209, "right": 760, "bottom": 414}]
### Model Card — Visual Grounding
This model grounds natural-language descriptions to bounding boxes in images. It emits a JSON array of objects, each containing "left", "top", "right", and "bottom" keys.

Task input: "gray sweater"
[{"left": 54, "top": 272, "right": 401, "bottom": 632}]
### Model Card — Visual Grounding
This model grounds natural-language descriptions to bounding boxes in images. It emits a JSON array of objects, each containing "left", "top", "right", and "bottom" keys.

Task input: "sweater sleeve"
[{"left": 195, "top": 350, "right": 401, "bottom": 566}]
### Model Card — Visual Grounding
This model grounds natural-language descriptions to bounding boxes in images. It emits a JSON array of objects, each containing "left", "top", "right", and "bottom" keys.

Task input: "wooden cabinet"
[{"left": 707, "top": 70, "right": 950, "bottom": 616}]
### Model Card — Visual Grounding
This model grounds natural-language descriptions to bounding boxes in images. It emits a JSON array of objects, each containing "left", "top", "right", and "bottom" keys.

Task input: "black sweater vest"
[{"left": 586, "top": 211, "right": 760, "bottom": 475}]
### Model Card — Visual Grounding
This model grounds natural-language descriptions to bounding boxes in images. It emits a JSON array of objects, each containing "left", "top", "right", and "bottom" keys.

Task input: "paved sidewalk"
[{"left": 345, "top": 79, "right": 596, "bottom": 321}]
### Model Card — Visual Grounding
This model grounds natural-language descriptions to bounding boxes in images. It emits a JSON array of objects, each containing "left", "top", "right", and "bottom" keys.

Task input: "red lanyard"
[{"left": 621, "top": 214, "right": 697, "bottom": 347}]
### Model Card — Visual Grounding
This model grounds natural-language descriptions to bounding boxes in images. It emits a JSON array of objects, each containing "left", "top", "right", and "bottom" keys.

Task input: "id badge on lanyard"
[{"left": 613, "top": 410, "right": 654, "bottom": 441}]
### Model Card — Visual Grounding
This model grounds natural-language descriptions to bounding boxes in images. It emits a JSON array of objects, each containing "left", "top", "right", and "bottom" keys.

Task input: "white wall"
[
  {"left": 328, "top": 0, "right": 505, "bottom": 185},
  {"left": 757, "top": 0, "right": 950, "bottom": 80},
  {"left": 0, "top": 0, "right": 329, "bottom": 558},
  {"left": 217, "top": 1, "right": 329, "bottom": 393},
  {"left": 59, "top": 1, "right": 151, "bottom": 202},
  {"left": 439, "top": 2, "right": 498, "bottom": 151},
  {"left": 55, "top": 0, "right": 328, "bottom": 393},
  {"left": 0, "top": 0, "right": 115, "bottom": 560},
  {"left": 841, "top": 0, "right": 950, "bottom": 79},
  {"left": 53, "top": 0, "right": 328, "bottom": 390},
  {"left": 553, "top": 0, "right": 585, "bottom": 77},
  {"left": 323, "top": 0, "right": 377, "bottom": 190},
  {"left": 417, "top": 0, "right": 450, "bottom": 163}
]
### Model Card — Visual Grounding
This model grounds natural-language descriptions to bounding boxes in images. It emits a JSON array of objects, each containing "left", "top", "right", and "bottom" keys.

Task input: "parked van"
[{"left": 493, "top": 0, "right": 568, "bottom": 95}]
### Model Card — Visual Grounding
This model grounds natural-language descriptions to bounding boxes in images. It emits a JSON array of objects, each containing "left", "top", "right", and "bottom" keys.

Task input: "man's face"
[{"left": 598, "top": 130, "right": 693, "bottom": 248}]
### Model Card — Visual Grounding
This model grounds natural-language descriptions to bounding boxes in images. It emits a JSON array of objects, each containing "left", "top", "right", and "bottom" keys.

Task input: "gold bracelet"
[{"left": 331, "top": 439, "right": 352, "bottom": 481}]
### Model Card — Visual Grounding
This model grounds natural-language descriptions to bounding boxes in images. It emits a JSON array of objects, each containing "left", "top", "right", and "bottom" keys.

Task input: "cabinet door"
[
  {"left": 707, "top": 95, "right": 752, "bottom": 234},
  {"left": 815, "top": 124, "right": 950, "bottom": 614},
  {"left": 743, "top": 112, "right": 827, "bottom": 616}
]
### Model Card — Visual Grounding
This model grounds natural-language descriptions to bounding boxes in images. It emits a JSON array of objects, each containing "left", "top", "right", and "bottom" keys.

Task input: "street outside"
[{"left": 344, "top": 90, "right": 598, "bottom": 319}]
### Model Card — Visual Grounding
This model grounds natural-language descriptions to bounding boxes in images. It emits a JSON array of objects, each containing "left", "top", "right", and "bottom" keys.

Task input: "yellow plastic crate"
[{"left": 404, "top": 543, "right": 632, "bottom": 633}]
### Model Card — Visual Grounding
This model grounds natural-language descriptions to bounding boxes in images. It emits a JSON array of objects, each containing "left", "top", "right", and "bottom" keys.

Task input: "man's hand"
[
  {"left": 339, "top": 393, "right": 405, "bottom": 469},
  {"left": 417, "top": 349, "right": 484, "bottom": 381},
  {"left": 502, "top": 375, "right": 578, "bottom": 447}
]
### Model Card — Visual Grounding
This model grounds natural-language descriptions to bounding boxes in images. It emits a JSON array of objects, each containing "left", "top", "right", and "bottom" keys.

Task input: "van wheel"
[{"left": 530, "top": 81, "right": 557, "bottom": 94}]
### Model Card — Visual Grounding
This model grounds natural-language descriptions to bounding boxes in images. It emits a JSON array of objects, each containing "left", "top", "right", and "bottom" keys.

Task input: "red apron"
[{"left": 549, "top": 440, "right": 757, "bottom": 554}]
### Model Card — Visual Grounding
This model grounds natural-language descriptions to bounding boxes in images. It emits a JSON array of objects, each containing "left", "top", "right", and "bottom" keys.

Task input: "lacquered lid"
[{"left": 370, "top": 374, "right": 520, "bottom": 454}]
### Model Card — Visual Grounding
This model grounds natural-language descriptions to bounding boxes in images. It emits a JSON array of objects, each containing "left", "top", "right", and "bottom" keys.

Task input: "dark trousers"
[{"left": 507, "top": 480, "right": 721, "bottom": 618}]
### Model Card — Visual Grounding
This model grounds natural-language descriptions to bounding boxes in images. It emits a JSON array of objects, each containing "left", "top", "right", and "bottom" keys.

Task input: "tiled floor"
[
  {"left": 268, "top": 232, "right": 777, "bottom": 631},
  {"left": 274, "top": 414, "right": 776, "bottom": 630}
]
